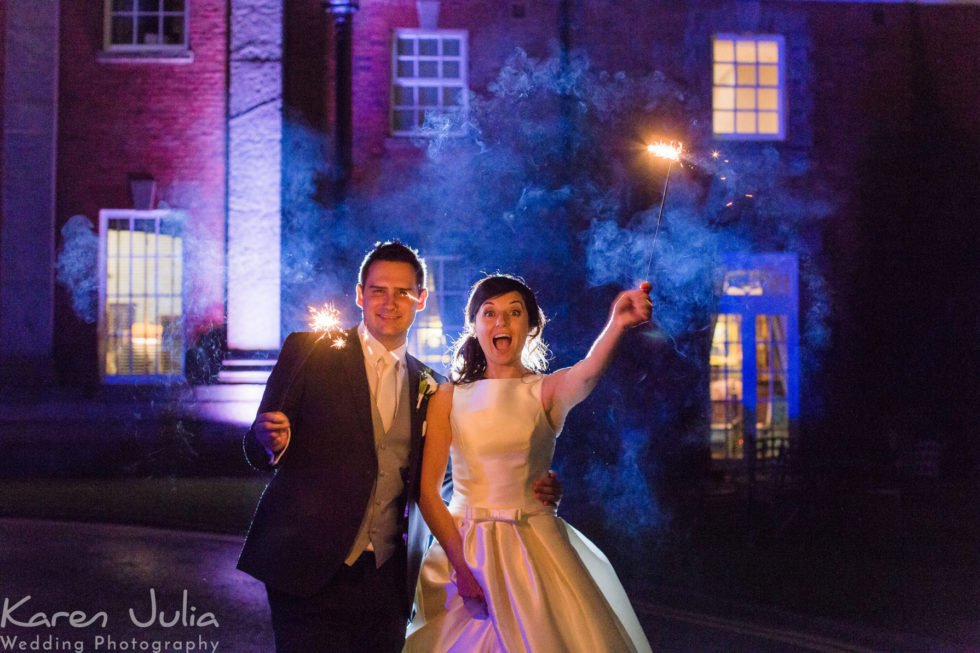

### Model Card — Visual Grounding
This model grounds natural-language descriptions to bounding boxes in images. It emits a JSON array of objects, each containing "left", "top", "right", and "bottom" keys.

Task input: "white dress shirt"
[{"left": 357, "top": 321, "right": 408, "bottom": 418}]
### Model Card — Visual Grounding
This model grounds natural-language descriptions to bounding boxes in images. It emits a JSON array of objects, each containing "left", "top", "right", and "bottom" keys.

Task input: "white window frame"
[
  {"left": 98, "top": 209, "right": 186, "bottom": 383},
  {"left": 390, "top": 28, "right": 469, "bottom": 137},
  {"left": 103, "top": 0, "right": 190, "bottom": 54},
  {"left": 711, "top": 34, "right": 786, "bottom": 141}
]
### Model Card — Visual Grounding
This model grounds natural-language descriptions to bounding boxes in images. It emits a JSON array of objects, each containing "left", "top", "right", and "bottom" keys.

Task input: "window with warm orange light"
[
  {"left": 710, "top": 313, "right": 745, "bottom": 459},
  {"left": 99, "top": 210, "right": 184, "bottom": 381},
  {"left": 712, "top": 35, "right": 785, "bottom": 140}
]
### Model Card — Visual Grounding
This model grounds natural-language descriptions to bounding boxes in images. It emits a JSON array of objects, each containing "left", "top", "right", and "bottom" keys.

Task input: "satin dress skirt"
[{"left": 403, "top": 508, "right": 652, "bottom": 653}]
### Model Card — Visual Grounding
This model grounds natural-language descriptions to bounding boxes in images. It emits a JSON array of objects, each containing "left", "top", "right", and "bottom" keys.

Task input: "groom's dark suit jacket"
[{"left": 237, "top": 328, "right": 442, "bottom": 609}]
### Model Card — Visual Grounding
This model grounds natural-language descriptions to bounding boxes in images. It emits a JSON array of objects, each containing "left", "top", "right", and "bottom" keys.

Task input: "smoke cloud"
[
  {"left": 55, "top": 214, "right": 99, "bottom": 324},
  {"left": 51, "top": 45, "right": 834, "bottom": 543}
]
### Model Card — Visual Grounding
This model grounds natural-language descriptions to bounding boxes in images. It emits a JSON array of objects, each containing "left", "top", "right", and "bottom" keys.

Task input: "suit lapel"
[
  {"left": 406, "top": 355, "right": 423, "bottom": 437},
  {"left": 338, "top": 327, "right": 375, "bottom": 445},
  {"left": 405, "top": 355, "right": 425, "bottom": 474}
]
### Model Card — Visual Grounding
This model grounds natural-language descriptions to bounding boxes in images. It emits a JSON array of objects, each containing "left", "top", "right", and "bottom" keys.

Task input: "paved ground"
[
  {"left": 0, "top": 519, "right": 272, "bottom": 651},
  {"left": 0, "top": 519, "right": 959, "bottom": 652}
]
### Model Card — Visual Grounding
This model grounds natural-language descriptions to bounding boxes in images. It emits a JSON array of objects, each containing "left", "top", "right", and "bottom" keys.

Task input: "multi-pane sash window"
[
  {"left": 391, "top": 29, "right": 468, "bottom": 136},
  {"left": 98, "top": 210, "right": 184, "bottom": 381},
  {"left": 105, "top": 0, "right": 188, "bottom": 51},
  {"left": 712, "top": 34, "right": 785, "bottom": 140}
]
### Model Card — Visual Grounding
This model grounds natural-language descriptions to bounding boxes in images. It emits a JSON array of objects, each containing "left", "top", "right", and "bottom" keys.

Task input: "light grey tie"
[{"left": 376, "top": 355, "right": 398, "bottom": 432}]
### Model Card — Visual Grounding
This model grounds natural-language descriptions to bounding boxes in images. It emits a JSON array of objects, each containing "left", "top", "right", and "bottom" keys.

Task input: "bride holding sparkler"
[{"left": 403, "top": 274, "right": 653, "bottom": 652}]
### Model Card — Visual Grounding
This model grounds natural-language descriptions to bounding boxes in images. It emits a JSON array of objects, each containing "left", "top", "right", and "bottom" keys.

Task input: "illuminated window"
[
  {"left": 709, "top": 254, "right": 798, "bottom": 463},
  {"left": 407, "top": 255, "right": 475, "bottom": 375},
  {"left": 98, "top": 210, "right": 184, "bottom": 381},
  {"left": 104, "top": 0, "right": 188, "bottom": 51},
  {"left": 391, "top": 29, "right": 468, "bottom": 136},
  {"left": 710, "top": 314, "right": 744, "bottom": 459},
  {"left": 712, "top": 34, "right": 784, "bottom": 140},
  {"left": 755, "top": 314, "right": 791, "bottom": 454}
]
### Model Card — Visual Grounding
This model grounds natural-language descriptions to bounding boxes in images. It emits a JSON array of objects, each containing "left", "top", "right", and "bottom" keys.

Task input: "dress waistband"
[{"left": 452, "top": 505, "right": 556, "bottom": 523}]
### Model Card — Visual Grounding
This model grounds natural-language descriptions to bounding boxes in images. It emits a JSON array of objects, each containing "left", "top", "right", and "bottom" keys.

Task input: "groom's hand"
[
  {"left": 533, "top": 470, "right": 563, "bottom": 508},
  {"left": 254, "top": 411, "right": 291, "bottom": 455}
]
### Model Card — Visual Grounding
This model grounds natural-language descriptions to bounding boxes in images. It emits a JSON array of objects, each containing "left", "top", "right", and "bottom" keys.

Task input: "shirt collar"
[{"left": 358, "top": 321, "right": 407, "bottom": 368}]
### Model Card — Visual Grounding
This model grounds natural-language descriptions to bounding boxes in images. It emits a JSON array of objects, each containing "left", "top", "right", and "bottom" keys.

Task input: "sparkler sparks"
[
  {"left": 307, "top": 303, "right": 347, "bottom": 349},
  {"left": 275, "top": 302, "right": 348, "bottom": 411},
  {"left": 308, "top": 303, "right": 341, "bottom": 333},
  {"left": 646, "top": 141, "right": 683, "bottom": 162}
]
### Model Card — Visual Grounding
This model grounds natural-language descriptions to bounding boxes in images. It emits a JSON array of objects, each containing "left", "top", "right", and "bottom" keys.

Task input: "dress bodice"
[
  {"left": 407, "top": 373, "right": 653, "bottom": 652},
  {"left": 447, "top": 375, "right": 559, "bottom": 516}
]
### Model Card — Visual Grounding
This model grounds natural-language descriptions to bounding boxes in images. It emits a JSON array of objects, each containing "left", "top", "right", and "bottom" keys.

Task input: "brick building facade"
[
  {"left": 54, "top": 0, "right": 228, "bottom": 383},
  {"left": 0, "top": 0, "right": 977, "bottom": 475}
]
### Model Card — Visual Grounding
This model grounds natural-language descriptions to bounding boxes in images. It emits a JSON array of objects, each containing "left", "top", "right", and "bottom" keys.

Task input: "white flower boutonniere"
[{"left": 417, "top": 368, "right": 438, "bottom": 410}]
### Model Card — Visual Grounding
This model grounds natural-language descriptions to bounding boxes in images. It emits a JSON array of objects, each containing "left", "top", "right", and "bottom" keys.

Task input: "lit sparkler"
[
  {"left": 646, "top": 141, "right": 683, "bottom": 162},
  {"left": 307, "top": 302, "right": 348, "bottom": 349},
  {"left": 644, "top": 140, "right": 683, "bottom": 278},
  {"left": 308, "top": 303, "right": 341, "bottom": 336},
  {"left": 276, "top": 302, "right": 349, "bottom": 411}
]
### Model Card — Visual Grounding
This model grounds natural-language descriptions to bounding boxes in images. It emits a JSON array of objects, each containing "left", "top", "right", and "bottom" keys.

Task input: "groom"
[{"left": 238, "top": 241, "right": 560, "bottom": 653}]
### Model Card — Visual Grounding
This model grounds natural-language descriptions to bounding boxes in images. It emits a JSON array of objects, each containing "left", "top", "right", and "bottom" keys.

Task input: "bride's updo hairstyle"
[{"left": 450, "top": 274, "right": 550, "bottom": 384}]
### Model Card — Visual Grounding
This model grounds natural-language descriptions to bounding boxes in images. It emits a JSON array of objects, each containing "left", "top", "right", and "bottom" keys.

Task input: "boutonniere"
[{"left": 416, "top": 368, "right": 438, "bottom": 409}]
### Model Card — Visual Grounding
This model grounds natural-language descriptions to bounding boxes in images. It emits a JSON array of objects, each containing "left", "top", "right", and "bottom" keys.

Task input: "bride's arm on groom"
[
  {"left": 542, "top": 281, "right": 653, "bottom": 425},
  {"left": 418, "top": 383, "right": 486, "bottom": 602}
]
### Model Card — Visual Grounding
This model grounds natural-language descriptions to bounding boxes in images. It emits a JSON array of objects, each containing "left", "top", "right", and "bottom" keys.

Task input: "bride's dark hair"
[{"left": 450, "top": 274, "right": 549, "bottom": 384}]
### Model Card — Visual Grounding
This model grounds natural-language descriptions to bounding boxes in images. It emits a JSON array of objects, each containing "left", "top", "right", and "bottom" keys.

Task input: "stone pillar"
[
  {"left": 0, "top": 0, "right": 59, "bottom": 382},
  {"left": 226, "top": 0, "right": 283, "bottom": 356}
]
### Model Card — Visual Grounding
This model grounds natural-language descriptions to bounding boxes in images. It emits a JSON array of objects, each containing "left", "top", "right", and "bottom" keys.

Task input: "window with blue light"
[
  {"left": 104, "top": 0, "right": 188, "bottom": 51},
  {"left": 709, "top": 254, "right": 799, "bottom": 464},
  {"left": 391, "top": 29, "right": 469, "bottom": 137},
  {"left": 407, "top": 255, "right": 476, "bottom": 375},
  {"left": 712, "top": 34, "right": 785, "bottom": 140}
]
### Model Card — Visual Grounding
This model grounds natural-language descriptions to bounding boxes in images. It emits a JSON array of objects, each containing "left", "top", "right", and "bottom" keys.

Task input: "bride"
[{"left": 403, "top": 274, "right": 654, "bottom": 652}]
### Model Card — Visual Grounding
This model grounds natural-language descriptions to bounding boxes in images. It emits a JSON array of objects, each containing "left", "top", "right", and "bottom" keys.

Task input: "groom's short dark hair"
[{"left": 358, "top": 240, "right": 427, "bottom": 291}]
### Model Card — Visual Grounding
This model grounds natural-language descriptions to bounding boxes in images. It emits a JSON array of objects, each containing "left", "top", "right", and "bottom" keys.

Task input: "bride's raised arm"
[{"left": 542, "top": 282, "right": 652, "bottom": 426}]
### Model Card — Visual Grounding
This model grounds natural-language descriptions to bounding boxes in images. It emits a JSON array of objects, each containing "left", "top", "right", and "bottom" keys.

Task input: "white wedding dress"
[{"left": 403, "top": 375, "right": 652, "bottom": 652}]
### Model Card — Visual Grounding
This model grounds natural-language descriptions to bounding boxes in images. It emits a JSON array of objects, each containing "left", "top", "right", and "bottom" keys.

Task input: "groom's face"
[{"left": 356, "top": 260, "right": 427, "bottom": 350}]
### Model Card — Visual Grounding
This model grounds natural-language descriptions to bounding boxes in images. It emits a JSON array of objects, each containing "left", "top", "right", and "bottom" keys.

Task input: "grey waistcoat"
[{"left": 344, "top": 367, "right": 412, "bottom": 567}]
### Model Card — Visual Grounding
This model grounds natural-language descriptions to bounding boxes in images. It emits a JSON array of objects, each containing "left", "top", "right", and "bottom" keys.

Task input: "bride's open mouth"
[{"left": 492, "top": 335, "right": 512, "bottom": 352}]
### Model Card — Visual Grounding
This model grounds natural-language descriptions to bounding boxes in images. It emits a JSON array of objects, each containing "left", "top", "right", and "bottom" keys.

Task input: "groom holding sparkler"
[{"left": 237, "top": 241, "right": 561, "bottom": 653}]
